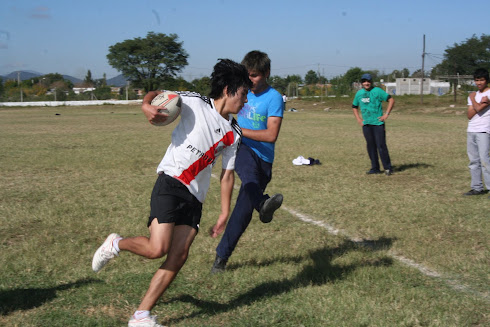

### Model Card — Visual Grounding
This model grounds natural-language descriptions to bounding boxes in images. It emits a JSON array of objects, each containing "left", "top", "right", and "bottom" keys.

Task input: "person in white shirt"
[
  {"left": 464, "top": 68, "right": 490, "bottom": 197},
  {"left": 91, "top": 59, "right": 252, "bottom": 327}
]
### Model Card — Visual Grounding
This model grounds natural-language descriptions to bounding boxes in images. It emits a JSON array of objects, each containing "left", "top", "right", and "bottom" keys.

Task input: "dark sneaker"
[
  {"left": 259, "top": 194, "right": 283, "bottom": 223},
  {"left": 385, "top": 169, "right": 393, "bottom": 176},
  {"left": 463, "top": 189, "right": 487, "bottom": 196},
  {"left": 366, "top": 169, "right": 382, "bottom": 175},
  {"left": 211, "top": 255, "right": 227, "bottom": 274}
]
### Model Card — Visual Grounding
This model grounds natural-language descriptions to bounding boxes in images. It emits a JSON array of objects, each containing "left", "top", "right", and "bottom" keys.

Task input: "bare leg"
[
  {"left": 119, "top": 218, "right": 174, "bottom": 259},
  {"left": 137, "top": 225, "right": 197, "bottom": 311}
]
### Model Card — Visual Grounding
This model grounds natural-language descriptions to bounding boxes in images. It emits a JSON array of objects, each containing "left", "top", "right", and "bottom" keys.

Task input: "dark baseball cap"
[{"left": 361, "top": 73, "right": 373, "bottom": 81}]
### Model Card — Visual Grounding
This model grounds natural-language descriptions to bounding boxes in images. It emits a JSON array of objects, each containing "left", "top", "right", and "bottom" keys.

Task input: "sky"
[{"left": 0, "top": 0, "right": 487, "bottom": 81}]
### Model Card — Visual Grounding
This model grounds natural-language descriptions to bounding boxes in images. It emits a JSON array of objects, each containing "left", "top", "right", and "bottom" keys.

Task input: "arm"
[
  {"left": 352, "top": 107, "right": 363, "bottom": 126},
  {"left": 141, "top": 90, "right": 171, "bottom": 125},
  {"left": 209, "top": 169, "right": 235, "bottom": 238},
  {"left": 241, "top": 116, "right": 283, "bottom": 143},
  {"left": 379, "top": 97, "right": 395, "bottom": 122},
  {"left": 467, "top": 92, "right": 489, "bottom": 119}
]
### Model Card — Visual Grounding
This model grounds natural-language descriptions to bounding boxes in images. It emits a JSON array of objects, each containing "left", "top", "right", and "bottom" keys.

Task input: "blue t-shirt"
[{"left": 237, "top": 86, "right": 284, "bottom": 163}]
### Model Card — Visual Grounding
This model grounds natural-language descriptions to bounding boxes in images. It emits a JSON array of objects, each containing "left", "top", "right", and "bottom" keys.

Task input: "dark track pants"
[
  {"left": 216, "top": 144, "right": 272, "bottom": 260},
  {"left": 363, "top": 124, "right": 392, "bottom": 171}
]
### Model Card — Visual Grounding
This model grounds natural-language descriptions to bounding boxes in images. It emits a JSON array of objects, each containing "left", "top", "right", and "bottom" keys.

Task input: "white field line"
[
  {"left": 281, "top": 206, "right": 489, "bottom": 302},
  {"left": 211, "top": 174, "right": 489, "bottom": 302}
]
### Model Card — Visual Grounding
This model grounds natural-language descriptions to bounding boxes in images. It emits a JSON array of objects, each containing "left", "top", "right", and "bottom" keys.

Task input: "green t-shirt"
[{"left": 352, "top": 87, "right": 390, "bottom": 125}]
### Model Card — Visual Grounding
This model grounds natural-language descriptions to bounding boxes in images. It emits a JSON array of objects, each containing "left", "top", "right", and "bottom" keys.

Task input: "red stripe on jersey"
[{"left": 176, "top": 130, "right": 236, "bottom": 185}]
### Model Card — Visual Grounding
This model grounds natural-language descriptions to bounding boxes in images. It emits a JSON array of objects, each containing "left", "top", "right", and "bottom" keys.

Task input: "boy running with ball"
[{"left": 92, "top": 59, "right": 251, "bottom": 327}]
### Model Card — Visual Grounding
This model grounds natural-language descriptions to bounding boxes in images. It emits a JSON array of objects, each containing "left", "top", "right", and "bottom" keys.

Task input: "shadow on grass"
[
  {"left": 393, "top": 163, "right": 432, "bottom": 172},
  {"left": 167, "top": 237, "right": 394, "bottom": 324},
  {"left": 226, "top": 236, "right": 395, "bottom": 271},
  {"left": 0, "top": 278, "right": 101, "bottom": 315}
]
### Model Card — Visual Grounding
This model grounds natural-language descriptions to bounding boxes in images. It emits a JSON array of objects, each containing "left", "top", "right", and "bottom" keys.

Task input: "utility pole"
[
  {"left": 436, "top": 74, "right": 472, "bottom": 103},
  {"left": 323, "top": 68, "right": 328, "bottom": 98},
  {"left": 420, "top": 34, "right": 425, "bottom": 104},
  {"left": 320, "top": 67, "right": 323, "bottom": 102},
  {"left": 456, "top": 73, "right": 459, "bottom": 102},
  {"left": 18, "top": 72, "right": 23, "bottom": 102}
]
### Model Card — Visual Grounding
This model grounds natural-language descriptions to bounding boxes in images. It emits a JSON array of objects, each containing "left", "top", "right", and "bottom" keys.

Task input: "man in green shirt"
[{"left": 352, "top": 73, "right": 395, "bottom": 175}]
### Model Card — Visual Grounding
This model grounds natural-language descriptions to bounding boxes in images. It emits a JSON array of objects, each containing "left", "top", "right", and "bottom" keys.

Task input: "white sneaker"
[
  {"left": 128, "top": 315, "right": 165, "bottom": 327},
  {"left": 92, "top": 233, "right": 120, "bottom": 272}
]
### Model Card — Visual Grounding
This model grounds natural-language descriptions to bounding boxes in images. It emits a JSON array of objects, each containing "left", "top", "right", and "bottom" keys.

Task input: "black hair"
[
  {"left": 474, "top": 68, "right": 489, "bottom": 83},
  {"left": 209, "top": 59, "right": 252, "bottom": 99},
  {"left": 241, "top": 50, "right": 271, "bottom": 75}
]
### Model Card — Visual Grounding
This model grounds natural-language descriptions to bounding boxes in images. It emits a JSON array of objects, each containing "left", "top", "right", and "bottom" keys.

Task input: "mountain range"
[{"left": 0, "top": 71, "right": 128, "bottom": 87}]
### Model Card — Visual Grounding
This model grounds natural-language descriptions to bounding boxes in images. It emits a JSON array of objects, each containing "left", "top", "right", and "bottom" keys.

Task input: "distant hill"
[
  {"left": 63, "top": 75, "right": 83, "bottom": 84},
  {"left": 1, "top": 71, "right": 82, "bottom": 84},
  {"left": 107, "top": 74, "right": 128, "bottom": 87},
  {"left": 2, "top": 71, "right": 42, "bottom": 81},
  {"left": 0, "top": 70, "right": 128, "bottom": 87}
]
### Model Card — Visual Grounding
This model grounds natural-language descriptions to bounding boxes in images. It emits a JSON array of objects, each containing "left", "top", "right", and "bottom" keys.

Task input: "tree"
[
  {"left": 93, "top": 85, "right": 112, "bottom": 100},
  {"left": 40, "top": 73, "right": 73, "bottom": 89},
  {"left": 94, "top": 73, "right": 107, "bottom": 87},
  {"left": 284, "top": 75, "right": 302, "bottom": 97},
  {"left": 269, "top": 75, "right": 287, "bottom": 94},
  {"left": 84, "top": 70, "right": 94, "bottom": 86},
  {"left": 286, "top": 74, "right": 303, "bottom": 84},
  {"left": 0, "top": 77, "right": 4, "bottom": 98},
  {"left": 107, "top": 32, "right": 189, "bottom": 93},
  {"left": 411, "top": 69, "right": 429, "bottom": 78},
  {"left": 164, "top": 76, "right": 192, "bottom": 91},
  {"left": 401, "top": 68, "right": 410, "bottom": 78},
  {"left": 329, "top": 75, "right": 351, "bottom": 95},
  {"left": 343, "top": 67, "right": 364, "bottom": 86},
  {"left": 304, "top": 70, "right": 319, "bottom": 85},
  {"left": 31, "top": 83, "right": 47, "bottom": 96},
  {"left": 51, "top": 80, "right": 68, "bottom": 101},
  {"left": 388, "top": 68, "right": 410, "bottom": 80},
  {"left": 191, "top": 76, "right": 211, "bottom": 96},
  {"left": 432, "top": 34, "right": 490, "bottom": 76}
]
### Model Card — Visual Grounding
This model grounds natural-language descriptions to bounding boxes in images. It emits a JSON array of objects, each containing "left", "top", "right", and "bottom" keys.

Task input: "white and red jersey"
[{"left": 157, "top": 91, "right": 241, "bottom": 203}]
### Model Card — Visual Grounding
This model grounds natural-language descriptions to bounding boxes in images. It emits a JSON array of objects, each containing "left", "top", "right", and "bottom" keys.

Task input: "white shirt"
[
  {"left": 467, "top": 89, "right": 490, "bottom": 133},
  {"left": 157, "top": 92, "right": 241, "bottom": 203}
]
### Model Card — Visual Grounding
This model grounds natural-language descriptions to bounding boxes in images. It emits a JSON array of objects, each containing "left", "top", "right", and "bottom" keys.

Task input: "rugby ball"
[{"left": 150, "top": 91, "right": 182, "bottom": 126}]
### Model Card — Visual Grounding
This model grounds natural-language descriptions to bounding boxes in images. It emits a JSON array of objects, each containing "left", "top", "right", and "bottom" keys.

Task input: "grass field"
[{"left": 0, "top": 96, "right": 488, "bottom": 326}]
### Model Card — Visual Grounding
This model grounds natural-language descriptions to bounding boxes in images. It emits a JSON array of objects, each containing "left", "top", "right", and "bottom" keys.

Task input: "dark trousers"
[
  {"left": 363, "top": 124, "right": 392, "bottom": 171},
  {"left": 216, "top": 144, "right": 272, "bottom": 260}
]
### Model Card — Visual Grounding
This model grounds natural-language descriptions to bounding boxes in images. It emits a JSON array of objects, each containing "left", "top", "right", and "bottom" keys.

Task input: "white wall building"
[
  {"left": 384, "top": 78, "right": 450, "bottom": 96},
  {"left": 72, "top": 87, "right": 96, "bottom": 95}
]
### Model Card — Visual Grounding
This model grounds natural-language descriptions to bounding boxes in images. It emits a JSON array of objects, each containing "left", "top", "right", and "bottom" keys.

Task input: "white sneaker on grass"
[
  {"left": 128, "top": 315, "right": 165, "bottom": 327},
  {"left": 92, "top": 233, "right": 120, "bottom": 272}
]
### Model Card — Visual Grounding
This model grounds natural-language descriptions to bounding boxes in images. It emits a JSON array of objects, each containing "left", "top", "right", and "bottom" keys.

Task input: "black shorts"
[{"left": 148, "top": 173, "right": 202, "bottom": 232}]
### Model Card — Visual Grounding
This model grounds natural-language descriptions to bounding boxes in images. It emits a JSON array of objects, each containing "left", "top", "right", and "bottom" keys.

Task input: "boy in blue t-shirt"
[
  {"left": 210, "top": 50, "right": 284, "bottom": 273},
  {"left": 352, "top": 73, "right": 395, "bottom": 175}
]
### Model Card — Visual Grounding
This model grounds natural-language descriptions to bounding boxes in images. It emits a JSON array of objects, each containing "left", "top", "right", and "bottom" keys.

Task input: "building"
[
  {"left": 384, "top": 78, "right": 450, "bottom": 96},
  {"left": 72, "top": 87, "right": 96, "bottom": 95}
]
